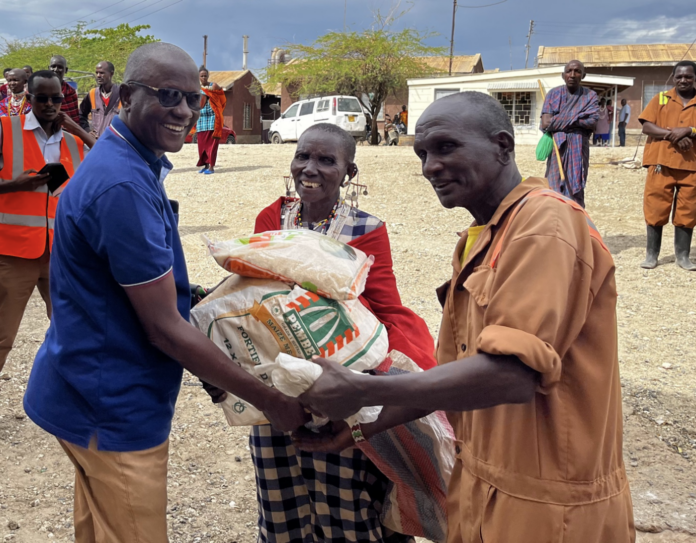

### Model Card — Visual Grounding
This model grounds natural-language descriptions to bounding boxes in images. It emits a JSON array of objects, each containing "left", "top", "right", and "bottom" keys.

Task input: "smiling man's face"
[
  {"left": 414, "top": 99, "right": 508, "bottom": 210},
  {"left": 121, "top": 56, "right": 200, "bottom": 156}
]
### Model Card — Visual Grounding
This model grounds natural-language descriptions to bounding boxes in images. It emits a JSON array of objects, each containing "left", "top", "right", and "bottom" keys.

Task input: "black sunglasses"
[
  {"left": 28, "top": 94, "right": 65, "bottom": 104},
  {"left": 128, "top": 81, "right": 202, "bottom": 111}
]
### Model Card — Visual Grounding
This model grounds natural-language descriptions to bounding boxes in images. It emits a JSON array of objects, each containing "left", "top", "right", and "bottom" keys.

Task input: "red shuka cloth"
[{"left": 255, "top": 198, "right": 437, "bottom": 370}]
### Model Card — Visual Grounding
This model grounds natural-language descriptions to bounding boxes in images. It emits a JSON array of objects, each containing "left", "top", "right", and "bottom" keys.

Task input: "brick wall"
[{"left": 222, "top": 71, "right": 263, "bottom": 144}]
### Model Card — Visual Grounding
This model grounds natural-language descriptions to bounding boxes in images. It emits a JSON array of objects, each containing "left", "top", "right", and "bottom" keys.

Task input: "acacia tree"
[
  {"left": 265, "top": 11, "right": 445, "bottom": 144},
  {"left": 0, "top": 23, "right": 157, "bottom": 92}
]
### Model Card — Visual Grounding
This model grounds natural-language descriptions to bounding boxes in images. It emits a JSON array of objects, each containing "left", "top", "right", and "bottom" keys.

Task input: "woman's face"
[{"left": 291, "top": 131, "right": 354, "bottom": 205}]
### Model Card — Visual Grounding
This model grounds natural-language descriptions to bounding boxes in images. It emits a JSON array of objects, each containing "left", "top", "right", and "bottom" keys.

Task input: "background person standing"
[
  {"left": 638, "top": 60, "right": 696, "bottom": 271},
  {"left": 0, "top": 70, "right": 94, "bottom": 373},
  {"left": 0, "top": 69, "right": 31, "bottom": 117},
  {"left": 79, "top": 61, "right": 121, "bottom": 138},
  {"left": 49, "top": 55, "right": 80, "bottom": 124},
  {"left": 618, "top": 98, "right": 631, "bottom": 147},
  {"left": 540, "top": 60, "right": 599, "bottom": 207},
  {"left": 195, "top": 66, "right": 225, "bottom": 175}
]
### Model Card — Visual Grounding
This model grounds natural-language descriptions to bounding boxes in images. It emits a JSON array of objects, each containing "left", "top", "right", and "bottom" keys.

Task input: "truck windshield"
[{"left": 337, "top": 98, "right": 362, "bottom": 113}]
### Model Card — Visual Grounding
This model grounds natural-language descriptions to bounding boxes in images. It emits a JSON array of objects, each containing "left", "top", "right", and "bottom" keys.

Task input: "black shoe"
[
  {"left": 640, "top": 225, "right": 663, "bottom": 269},
  {"left": 674, "top": 227, "right": 696, "bottom": 271}
]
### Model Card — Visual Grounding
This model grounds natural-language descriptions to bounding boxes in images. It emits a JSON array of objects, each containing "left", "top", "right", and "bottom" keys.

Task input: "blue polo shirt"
[{"left": 24, "top": 116, "right": 190, "bottom": 452}]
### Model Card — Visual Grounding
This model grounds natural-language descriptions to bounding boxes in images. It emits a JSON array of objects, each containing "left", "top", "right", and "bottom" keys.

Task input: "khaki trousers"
[
  {"left": 0, "top": 248, "right": 51, "bottom": 371},
  {"left": 58, "top": 438, "right": 170, "bottom": 543}
]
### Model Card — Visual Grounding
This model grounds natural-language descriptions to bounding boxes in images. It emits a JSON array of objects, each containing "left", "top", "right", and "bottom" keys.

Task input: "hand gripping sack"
[
  {"left": 205, "top": 230, "right": 373, "bottom": 301},
  {"left": 190, "top": 275, "right": 389, "bottom": 425}
]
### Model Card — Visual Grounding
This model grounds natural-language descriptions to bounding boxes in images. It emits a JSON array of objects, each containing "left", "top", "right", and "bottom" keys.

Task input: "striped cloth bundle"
[{"left": 358, "top": 351, "right": 456, "bottom": 543}]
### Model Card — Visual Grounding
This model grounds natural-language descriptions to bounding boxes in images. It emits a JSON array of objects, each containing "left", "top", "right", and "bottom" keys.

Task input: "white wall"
[{"left": 408, "top": 73, "right": 569, "bottom": 146}]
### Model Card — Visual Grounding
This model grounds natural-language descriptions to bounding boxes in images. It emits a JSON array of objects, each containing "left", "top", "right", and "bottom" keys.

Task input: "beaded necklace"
[
  {"left": 9, "top": 93, "right": 27, "bottom": 116},
  {"left": 294, "top": 199, "right": 341, "bottom": 234}
]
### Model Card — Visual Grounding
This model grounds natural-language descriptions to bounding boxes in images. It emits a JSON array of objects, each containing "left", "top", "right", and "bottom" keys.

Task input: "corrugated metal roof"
[
  {"left": 487, "top": 81, "right": 540, "bottom": 90},
  {"left": 207, "top": 70, "right": 249, "bottom": 91},
  {"left": 537, "top": 44, "right": 696, "bottom": 67},
  {"left": 418, "top": 54, "right": 483, "bottom": 74},
  {"left": 262, "top": 82, "right": 282, "bottom": 96}
]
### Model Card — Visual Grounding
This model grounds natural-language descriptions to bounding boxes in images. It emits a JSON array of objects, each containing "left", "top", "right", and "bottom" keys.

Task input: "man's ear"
[
  {"left": 348, "top": 163, "right": 358, "bottom": 180},
  {"left": 120, "top": 83, "right": 132, "bottom": 111},
  {"left": 494, "top": 130, "right": 515, "bottom": 164}
]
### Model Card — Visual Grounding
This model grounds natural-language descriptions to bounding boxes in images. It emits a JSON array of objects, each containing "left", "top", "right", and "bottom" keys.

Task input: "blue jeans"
[{"left": 619, "top": 123, "right": 626, "bottom": 146}]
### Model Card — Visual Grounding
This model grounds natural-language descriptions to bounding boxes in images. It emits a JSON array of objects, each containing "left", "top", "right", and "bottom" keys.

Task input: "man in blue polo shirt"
[{"left": 23, "top": 43, "right": 307, "bottom": 542}]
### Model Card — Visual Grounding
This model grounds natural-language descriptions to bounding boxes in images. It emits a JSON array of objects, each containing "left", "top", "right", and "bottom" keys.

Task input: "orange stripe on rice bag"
[{"left": 205, "top": 230, "right": 374, "bottom": 301}]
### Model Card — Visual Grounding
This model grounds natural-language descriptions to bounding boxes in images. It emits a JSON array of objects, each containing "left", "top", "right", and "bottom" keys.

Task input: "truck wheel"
[
  {"left": 226, "top": 134, "right": 236, "bottom": 144},
  {"left": 191, "top": 133, "right": 198, "bottom": 144},
  {"left": 271, "top": 133, "right": 283, "bottom": 144}
]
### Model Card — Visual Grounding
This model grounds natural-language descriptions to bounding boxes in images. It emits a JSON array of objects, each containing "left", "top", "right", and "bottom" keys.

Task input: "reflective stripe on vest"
[
  {"left": 490, "top": 188, "right": 609, "bottom": 269},
  {"left": 659, "top": 92, "right": 669, "bottom": 106},
  {"left": 0, "top": 115, "right": 84, "bottom": 258}
]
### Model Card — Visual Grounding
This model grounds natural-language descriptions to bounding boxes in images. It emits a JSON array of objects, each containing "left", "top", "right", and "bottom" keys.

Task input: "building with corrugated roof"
[
  {"left": 406, "top": 66, "right": 633, "bottom": 145},
  {"left": 207, "top": 70, "right": 263, "bottom": 143},
  {"left": 536, "top": 44, "right": 695, "bottom": 130}
]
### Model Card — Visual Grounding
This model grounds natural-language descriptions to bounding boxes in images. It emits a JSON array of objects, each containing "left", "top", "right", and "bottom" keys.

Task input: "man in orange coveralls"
[
  {"left": 638, "top": 60, "right": 696, "bottom": 271},
  {"left": 294, "top": 91, "right": 636, "bottom": 543}
]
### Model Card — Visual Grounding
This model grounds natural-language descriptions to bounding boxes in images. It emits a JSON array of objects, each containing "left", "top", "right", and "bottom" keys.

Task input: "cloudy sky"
[{"left": 1, "top": 0, "right": 695, "bottom": 73}]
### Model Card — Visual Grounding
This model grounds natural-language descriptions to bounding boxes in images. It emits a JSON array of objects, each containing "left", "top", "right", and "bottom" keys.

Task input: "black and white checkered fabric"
[{"left": 250, "top": 424, "right": 415, "bottom": 543}]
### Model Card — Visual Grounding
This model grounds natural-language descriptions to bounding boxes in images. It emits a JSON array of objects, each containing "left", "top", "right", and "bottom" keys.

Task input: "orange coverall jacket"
[{"left": 437, "top": 177, "right": 635, "bottom": 543}]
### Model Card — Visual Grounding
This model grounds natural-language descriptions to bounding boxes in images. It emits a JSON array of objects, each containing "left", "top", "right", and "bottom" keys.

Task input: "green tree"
[
  {"left": 0, "top": 23, "right": 157, "bottom": 93},
  {"left": 264, "top": 8, "right": 445, "bottom": 144}
]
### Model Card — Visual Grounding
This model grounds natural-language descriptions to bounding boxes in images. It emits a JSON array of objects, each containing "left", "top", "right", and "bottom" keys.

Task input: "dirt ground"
[{"left": 1, "top": 142, "right": 695, "bottom": 542}]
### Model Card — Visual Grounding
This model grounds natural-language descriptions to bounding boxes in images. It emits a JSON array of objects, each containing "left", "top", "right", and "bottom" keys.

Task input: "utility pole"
[
  {"left": 343, "top": 0, "right": 347, "bottom": 32},
  {"left": 449, "top": 0, "right": 458, "bottom": 76},
  {"left": 203, "top": 35, "right": 208, "bottom": 68},
  {"left": 524, "top": 20, "right": 535, "bottom": 69}
]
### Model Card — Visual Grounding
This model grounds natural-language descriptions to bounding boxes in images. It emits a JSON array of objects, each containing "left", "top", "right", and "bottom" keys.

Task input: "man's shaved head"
[
  {"left": 564, "top": 59, "right": 586, "bottom": 76},
  {"left": 9, "top": 68, "right": 27, "bottom": 83},
  {"left": 6, "top": 68, "right": 28, "bottom": 95},
  {"left": 120, "top": 42, "right": 200, "bottom": 157},
  {"left": 423, "top": 91, "right": 514, "bottom": 137},
  {"left": 124, "top": 42, "right": 197, "bottom": 84}
]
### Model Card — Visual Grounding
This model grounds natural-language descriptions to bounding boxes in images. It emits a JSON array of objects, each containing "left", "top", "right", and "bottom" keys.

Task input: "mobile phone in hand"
[{"left": 38, "top": 163, "right": 70, "bottom": 193}]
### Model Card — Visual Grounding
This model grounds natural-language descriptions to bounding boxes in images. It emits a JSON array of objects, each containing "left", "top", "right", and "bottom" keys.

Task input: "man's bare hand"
[
  {"left": 263, "top": 394, "right": 311, "bottom": 433},
  {"left": 677, "top": 137, "right": 694, "bottom": 151},
  {"left": 54, "top": 112, "right": 81, "bottom": 135},
  {"left": 200, "top": 380, "right": 227, "bottom": 403},
  {"left": 0, "top": 169, "right": 50, "bottom": 194},
  {"left": 666, "top": 127, "right": 693, "bottom": 143},
  {"left": 299, "top": 358, "right": 368, "bottom": 421},
  {"left": 292, "top": 421, "right": 356, "bottom": 453}
]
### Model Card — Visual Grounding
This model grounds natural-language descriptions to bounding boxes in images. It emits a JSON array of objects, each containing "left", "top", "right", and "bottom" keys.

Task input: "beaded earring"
[
  {"left": 345, "top": 171, "right": 368, "bottom": 209},
  {"left": 283, "top": 175, "right": 295, "bottom": 198}
]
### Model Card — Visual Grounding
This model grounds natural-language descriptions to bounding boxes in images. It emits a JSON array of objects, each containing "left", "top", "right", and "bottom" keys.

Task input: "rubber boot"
[
  {"left": 640, "top": 225, "right": 662, "bottom": 269},
  {"left": 674, "top": 226, "right": 696, "bottom": 271}
]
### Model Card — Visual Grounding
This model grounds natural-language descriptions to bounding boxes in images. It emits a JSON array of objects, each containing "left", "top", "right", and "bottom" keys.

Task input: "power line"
[
  {"left": 86, "top": 0, "right": 154, "bottom": 29},
  {"left": 17, "top": 0, "right": 128, "bottom": 41},
  {"left": 124, "top": 0, "right": 185, "bottom": 25}
]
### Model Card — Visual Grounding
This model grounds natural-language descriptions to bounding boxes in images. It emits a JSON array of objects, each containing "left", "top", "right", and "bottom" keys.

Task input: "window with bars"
[
  {"left": 643, "top": 83, "right": 671, "bottom": 110},
  {"left": 493, "top": 91, "right": 534, "bottom": 126},
  {"left": 243, "top": 103, "right": 253, "bottom": 130}
]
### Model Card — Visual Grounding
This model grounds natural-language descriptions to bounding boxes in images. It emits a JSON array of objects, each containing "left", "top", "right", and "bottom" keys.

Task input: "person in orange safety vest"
[{"left": 0, "top": 70, "right": 95, "bottom": 372}]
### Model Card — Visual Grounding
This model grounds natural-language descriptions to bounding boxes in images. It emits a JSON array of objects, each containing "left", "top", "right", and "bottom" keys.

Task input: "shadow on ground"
[{"left": 171, "top": 166, "right": 273, "bottom": 174}]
